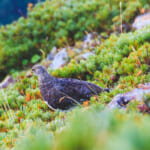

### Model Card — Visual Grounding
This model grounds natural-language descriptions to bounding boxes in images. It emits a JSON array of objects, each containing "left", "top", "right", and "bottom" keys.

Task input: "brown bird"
[{"left": 32, "top": 65, "right": 109, "bottom": 110}]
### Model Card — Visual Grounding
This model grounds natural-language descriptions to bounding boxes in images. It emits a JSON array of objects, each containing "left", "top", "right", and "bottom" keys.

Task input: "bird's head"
[{"left": 32, "top": 65, "right": 47, "bottom": 76}]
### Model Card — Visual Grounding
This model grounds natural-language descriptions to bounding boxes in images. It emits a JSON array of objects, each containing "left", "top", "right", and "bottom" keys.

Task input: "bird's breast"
[{"left": 39, "top": 83, "right": 53, "bottom": 99}]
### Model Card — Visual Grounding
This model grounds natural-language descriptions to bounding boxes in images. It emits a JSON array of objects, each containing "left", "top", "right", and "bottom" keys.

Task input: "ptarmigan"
[{"left": 32, "top": 65, "right": 109, "bottom": 110}]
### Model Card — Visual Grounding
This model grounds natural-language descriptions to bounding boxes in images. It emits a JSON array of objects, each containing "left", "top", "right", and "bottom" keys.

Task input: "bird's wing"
[
  {"left": 45, "top": 86, "right": 78, "bottom": 110},
  {"left": 55, "top": 78, "right": 103, "bottom": 101}
]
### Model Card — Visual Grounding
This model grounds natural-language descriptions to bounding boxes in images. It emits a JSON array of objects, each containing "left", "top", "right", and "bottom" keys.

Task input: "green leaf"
[
  {"left": 22, "top": 59, "right": 29, "bottom": 66},
  {"left": 31, "top": 54, "right": 41, "bottom": 63}
]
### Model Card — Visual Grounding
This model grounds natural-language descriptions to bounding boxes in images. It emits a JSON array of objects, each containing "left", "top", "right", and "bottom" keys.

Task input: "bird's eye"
[{"left": 32, "top": 68, "right": 35, "bottom": 72}]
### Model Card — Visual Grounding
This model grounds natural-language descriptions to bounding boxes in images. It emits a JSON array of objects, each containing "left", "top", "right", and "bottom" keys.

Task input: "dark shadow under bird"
[{"left": 32, "top": 65, "right": 109, "bottom": 110}]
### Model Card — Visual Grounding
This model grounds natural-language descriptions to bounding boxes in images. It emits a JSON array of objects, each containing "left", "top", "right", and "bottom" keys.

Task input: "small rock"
[
  {"left": 77, "top": 52, "right": 95, "bottom": 60},
  {"left": 107, "top": 83, "right": 150, "bottom": 109},
  {"left": 83, "top": 33, "right": 93, "bottom": 42},
  {"left": 83, "top": 32, "right": 101, "bottom": 49},
  {"left": 72, "top": 48, "right": 82, "bottom": 55},
  {"left": 84, "top": 32, "right": 98, "bottom": 42},
  {"left": 0, "top": 76, "right": 16, "bottom": 89},
  {"left": 47, "top": 47, "right": 57, "bottom": 61},
  {"left": 50, "top": 48, "right": 68, "bottom": 69},
  {"left": 132, "top": 13, "right": 150, "bottom": 30}
]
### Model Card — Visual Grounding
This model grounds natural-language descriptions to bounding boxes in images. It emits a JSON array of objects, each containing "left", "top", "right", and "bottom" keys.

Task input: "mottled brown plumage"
[{"left": 32, "top": 65, "right": 109, "bottom": 110}]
